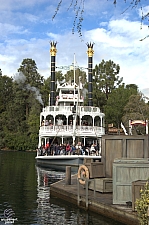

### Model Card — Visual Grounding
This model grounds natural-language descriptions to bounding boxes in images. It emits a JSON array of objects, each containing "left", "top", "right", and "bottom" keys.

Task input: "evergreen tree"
[
  {"left": 27, "top": 99, "right": 41, "bottom": 149},
  {"left": 91, "top": 60, "right": 122, "bottom": 111},
  {"left": 18, "top": 58, "right": 44, "bottom": 89},
  {"left": 17, "top": 59, "right": 44, "bottom": 117},
  {"left": 104, "top": 84, "right": 138, "bottom": 129},
  {"left": 0, "top": 75, "right": 13, "bottom": 113},
  {"left": 0, "top": 59, "right": 45, "bottom": 150},
  {"left": 94, "top": 60, "right": 121, "bottom": 100},
  {"left": 64, "top": 68, "right": 87, "bottom": 85},
  {"left": 122, "top": 94, "right": 149, "bottom": 134}
]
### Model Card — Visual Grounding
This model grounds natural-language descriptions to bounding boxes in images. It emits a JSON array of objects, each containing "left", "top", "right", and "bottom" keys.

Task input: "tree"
[
  {"left": 122, "top": 94, "right": 149, "bottom": 134},
  {"left": 17, "top": 59, "right": 44, "bottom": 117},
  {"left": 18, "top": 58, "right": 44, "bottom": 89},
  {"left": 92, "top": 59, "right": 122, "bottom": 111},
  {"left": 56, "top": 70, "right": 65, "bottom": 83},
  {"left": 0, "top": 59, "right": 46, "bottom": 150},
  {"left": 104, "top": 83, "right": 138, "bottom": 129},
  {"left": 0, "top": 75, "right": 14, "bottom": 113},
  {"left": 27, "top": 100, "right": 41, "bottom": 149},
  {"left": 94, "top": 60, "right": 121, "bottom": 100},
  {"left": 53, "top": 1, "right": 148, "bottom": 37},
  {"left": 64, "top": 68, "right": 87, "bottom": 85}
]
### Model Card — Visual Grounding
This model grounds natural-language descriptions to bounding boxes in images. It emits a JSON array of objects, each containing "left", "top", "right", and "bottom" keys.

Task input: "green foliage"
[
  {"left": 122, "top": 94, "right": 149, "bottom": 134},
  {"left": 56, "top": 71, "right": 65, "bottom": 83},
  {"left": 0, "top": 57, "right": 149, "bottom": 150},
  {"left": 92, "top": 59, "right": 122, "bottom": 111},
  {"left": 0, "top": 58, "right": 44, "bottom": 151},
  {"left": 0, "top": 75, "right": 14, "bottom": 113},
  {"left": 18, "top": 58, "right": 44, "bottom": 89},
  {"left": 2, "top": 132, "right": 31, "bottom": 151},
  {"left": 93, "top": 59, "right": 122, "bottom": 100},
  {"left": 27, "top": 101, "right": 41, "bottom": 149},
  {"left": 104, "top": 84, "right": 139, "bottom": 128},
  {"left": 136, "top": 180, "right": 149, "bottom": 225},
  {"left": 64, "top": 68, "right": 87, "bottom": 85}
]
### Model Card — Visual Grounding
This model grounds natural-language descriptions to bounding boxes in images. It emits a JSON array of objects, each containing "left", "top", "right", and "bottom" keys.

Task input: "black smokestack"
[
  {"left": 86, "top": 42, "right": 94, "bottom": 106},
  {"left": 50, "top": 41, "right": 57, "bottom": 106}
]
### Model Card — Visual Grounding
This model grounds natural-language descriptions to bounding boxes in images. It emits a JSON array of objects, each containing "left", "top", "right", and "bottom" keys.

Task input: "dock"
[{"left": 50, "top": 174, "right": 140, "bottom": 225}]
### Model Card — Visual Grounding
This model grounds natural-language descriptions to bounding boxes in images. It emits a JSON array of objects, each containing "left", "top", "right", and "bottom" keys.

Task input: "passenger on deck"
[
  {"left": 62, "top": 143, "right": 66, "bottom": 155},
  {"left": 45, "top": 142, "right": 50, "bottom": 155},
  {"left": 90, "top": 144, "right": 96, "bottom": 155},
  {"left": 54, "top": 144, "right": 60, "bottom": 155},
  {"left": 71, "top": 145, "right": 76, "bottom": 155},
  {"left": 57, "top": 117, "right": 63, "bottom": 126},
  {"left": 59, "top": 144, "right": 63, "bottom": 155},
  {"left": 81, "top": 144, "right": 87, "bottom": 155},
  {"left": 66, "top": 143, "right": 71, "bottom": 155},
  {"left": 45, "top": 120, "right": 49, "bottom": 126},
  {"left": 42, "top": 145, "right": 46, "bottom": 155}
]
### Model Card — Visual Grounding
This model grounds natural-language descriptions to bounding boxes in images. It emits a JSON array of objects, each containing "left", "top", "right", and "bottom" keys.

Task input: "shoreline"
[{"left": 0, "top": 149, "right": 36, "bottom": 152}]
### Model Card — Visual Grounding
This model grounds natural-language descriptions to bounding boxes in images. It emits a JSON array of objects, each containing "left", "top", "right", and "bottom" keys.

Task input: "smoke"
[
  {"left": 13, "top": 71, "right": 26, "bottom": 83},
  {"left": 26, "top": 84, "right": 44, "bottom": 106},
  {"left": 13, "top": 72, "right": 44, "bottom": 106}
]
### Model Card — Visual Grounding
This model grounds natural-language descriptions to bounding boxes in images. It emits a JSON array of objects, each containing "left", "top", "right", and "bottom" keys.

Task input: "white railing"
[
  {"left": 39, "top": 125, "right": 105, "bottom": 136},
  {"left": 42, "top": 106, "right": 101, "bottom": 114}
]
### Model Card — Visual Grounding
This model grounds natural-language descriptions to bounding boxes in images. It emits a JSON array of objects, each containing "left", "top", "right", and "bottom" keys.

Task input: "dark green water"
[{"left": 0, "top": 151, "right": 125, "bottom": 225}]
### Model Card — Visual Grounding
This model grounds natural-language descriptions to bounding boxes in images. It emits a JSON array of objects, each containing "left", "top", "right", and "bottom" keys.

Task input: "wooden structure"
[
  {"left": 101, "top": 135, "right": 149, "bottom": 178},
  {"left": 84, "top": 162, "right": 105, "bottom": 178},
  {"left": 88, "top": 178, "right": 113, "bottom": 193},
  {"left": 113, "top": 159, "right": 149, "bottom": 204}
]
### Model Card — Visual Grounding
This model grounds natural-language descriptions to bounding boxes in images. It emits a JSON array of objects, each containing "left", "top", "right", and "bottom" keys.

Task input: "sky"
[{"left": 1, "top": 0, "right": 149, "bottom": 98}]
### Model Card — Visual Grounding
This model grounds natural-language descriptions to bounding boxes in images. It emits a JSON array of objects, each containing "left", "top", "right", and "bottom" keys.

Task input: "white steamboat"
[{"left": 36, "top": 42, "right": 105, "bottom": 171}]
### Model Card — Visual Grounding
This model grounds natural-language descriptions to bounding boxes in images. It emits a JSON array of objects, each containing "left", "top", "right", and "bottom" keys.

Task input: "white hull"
[{"left": 35, "top": 155, "right": 101, "bottom": 172}]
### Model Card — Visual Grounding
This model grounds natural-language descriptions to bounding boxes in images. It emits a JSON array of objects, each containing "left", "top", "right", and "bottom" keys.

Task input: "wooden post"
[
  {"left": 147, "top": 206, "right": 149, "bottom": 225},
  {"left": 65, "top": 166, "right": 71, "bottom": 185},
  {"left": 77, "top": 178, "right": 80, "bottom": 206}
]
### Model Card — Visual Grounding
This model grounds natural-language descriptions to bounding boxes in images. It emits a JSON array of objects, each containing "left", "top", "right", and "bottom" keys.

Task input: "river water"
[{"left": 0, "top": 151, "right": 125, "bottom": 225}]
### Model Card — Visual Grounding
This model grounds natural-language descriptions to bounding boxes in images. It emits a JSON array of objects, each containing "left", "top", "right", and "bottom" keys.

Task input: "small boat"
[{"left": 35, "top": 43, "right": 105, "bottom": 171}]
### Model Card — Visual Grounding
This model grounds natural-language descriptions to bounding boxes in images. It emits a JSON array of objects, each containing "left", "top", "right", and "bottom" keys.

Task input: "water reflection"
[
  {"left": 36, "top": 166, "right": 65, "bottom": 225},
  {"left": 0, "top": 152, "right": 124, "bottom": 225},
  {"left": 36, "top": 166, "right": 125, "bottom": 225}
]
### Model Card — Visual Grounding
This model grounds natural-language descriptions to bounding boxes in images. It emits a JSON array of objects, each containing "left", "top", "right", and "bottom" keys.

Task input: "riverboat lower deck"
[{"left": 36, "top": 155, "right": 101, "bottom": 172}]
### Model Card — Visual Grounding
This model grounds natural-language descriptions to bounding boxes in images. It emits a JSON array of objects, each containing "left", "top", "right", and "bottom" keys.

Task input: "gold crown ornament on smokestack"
[
  {"left": 50, "top": 41, "right": 57, "bottom": 56},
  {"left": 86, "top": 42, "right": 94, "bottom": 57}
]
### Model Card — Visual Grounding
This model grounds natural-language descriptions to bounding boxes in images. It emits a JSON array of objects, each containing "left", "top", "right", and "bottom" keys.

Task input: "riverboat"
[{"left": 35, "top": 42, "right": 105, "bottom": 170}]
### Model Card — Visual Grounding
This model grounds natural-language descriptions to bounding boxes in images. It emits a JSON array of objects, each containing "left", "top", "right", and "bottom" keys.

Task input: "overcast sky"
[{"left": 1, "top": 0, "right": 149, "bottom": 97}]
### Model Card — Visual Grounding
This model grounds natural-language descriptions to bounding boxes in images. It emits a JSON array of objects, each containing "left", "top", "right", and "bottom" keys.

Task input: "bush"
[{"left": 135, "top": 180, "right": 149, "bottom": 225}]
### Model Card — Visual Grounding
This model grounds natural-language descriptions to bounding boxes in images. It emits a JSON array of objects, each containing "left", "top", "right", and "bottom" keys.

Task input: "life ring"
[{"left": 78, "top": 165, "right": 89, "bottom": 185}]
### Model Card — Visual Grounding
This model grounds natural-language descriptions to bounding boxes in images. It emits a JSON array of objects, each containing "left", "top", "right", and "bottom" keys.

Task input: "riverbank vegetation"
[{"left": 0, "top": 58, "right": 149, "bottom": 150}]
